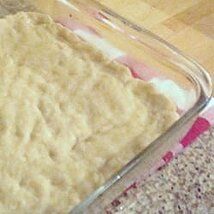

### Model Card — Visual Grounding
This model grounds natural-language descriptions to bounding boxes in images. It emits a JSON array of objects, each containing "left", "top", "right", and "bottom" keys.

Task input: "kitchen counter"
[
  {"left": 97, "top": 0, "right": 214, "bottom": 213},
  {"left": 109, "top": 128, "right": 214, "bottom": 213}
]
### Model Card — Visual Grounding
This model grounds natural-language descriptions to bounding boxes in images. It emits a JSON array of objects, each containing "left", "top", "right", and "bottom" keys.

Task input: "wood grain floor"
[{"left": 97, "top": 0, "right": 214, "bottom": 77}]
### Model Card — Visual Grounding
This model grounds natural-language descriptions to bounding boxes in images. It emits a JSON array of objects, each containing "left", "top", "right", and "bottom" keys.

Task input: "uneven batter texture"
[{"left": 0, "top": 12, "right": 178, "bottom": 213}]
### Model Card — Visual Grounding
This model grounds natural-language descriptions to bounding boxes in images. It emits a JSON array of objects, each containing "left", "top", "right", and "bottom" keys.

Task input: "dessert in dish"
[{"left": 0, "top": 12, "right": 178, "bottom": 213}]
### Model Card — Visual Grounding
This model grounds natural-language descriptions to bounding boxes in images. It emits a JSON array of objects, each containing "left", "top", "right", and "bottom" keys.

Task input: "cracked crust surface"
[{"left": 0, "top": 12, "right": 178, "bottom": 213}]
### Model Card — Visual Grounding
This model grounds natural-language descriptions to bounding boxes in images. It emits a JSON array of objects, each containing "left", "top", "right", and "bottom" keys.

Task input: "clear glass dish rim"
[{"left": 65, "top": 0, "right": 213, "bottom": 212}]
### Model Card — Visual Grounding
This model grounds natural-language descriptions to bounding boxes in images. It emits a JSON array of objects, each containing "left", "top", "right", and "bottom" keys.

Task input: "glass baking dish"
[{"left": 0, "top": 0, "right": 212, "bottom": 213}]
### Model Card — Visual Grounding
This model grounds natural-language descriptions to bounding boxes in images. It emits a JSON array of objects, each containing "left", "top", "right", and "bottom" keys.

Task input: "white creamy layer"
[{"left": 0, "top": 12, "right": 178, "bottom": 213}]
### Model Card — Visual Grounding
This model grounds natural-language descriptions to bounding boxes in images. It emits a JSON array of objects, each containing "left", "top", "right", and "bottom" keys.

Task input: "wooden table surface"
[{"left": 98, "top": 0, "right": 214, "bottom": 77}]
